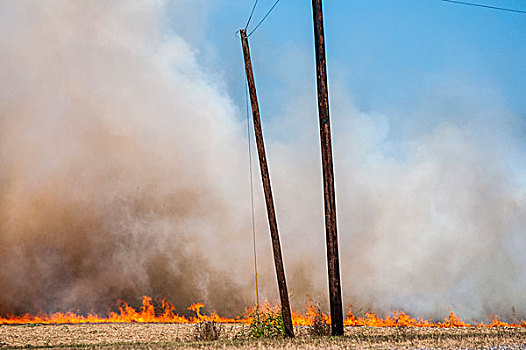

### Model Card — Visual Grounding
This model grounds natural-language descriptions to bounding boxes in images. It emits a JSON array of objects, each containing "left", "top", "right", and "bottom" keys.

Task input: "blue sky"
[{"left": 170, "top": 0, "right": 526, "bottom": 123}]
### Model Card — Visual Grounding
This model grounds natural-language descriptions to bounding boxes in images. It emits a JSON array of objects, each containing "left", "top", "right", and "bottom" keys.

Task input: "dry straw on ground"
[{"left": 1, "top": 323, "right": 525, "bottom": 349}]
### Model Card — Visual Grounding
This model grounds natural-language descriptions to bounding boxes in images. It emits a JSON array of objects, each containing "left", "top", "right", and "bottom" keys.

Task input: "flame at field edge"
[{"left": 0, "top": 296, "right": 524, "bottom": 328}]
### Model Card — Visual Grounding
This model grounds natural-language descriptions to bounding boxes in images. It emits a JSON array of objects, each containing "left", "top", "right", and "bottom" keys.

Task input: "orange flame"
[{"left": 0, "top": 296, "right": 524, "bottom": 328}]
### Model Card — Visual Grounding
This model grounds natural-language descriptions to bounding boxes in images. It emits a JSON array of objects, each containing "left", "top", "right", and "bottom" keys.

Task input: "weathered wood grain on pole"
[
  {"left": 240, "top": 29, "right": 294, "bottom": 338},
  {"left": 311, "top": 0, "right": 344, "bottom": 336}
]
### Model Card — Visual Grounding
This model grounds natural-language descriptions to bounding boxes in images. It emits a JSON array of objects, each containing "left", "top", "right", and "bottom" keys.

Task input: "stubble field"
[{"left": 1, "top": 323, "right": 525, "bottom": 350}]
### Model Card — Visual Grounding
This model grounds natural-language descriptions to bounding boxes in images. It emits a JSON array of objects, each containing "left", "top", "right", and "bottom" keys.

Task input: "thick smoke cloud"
[
  {"left": 0, "top": 0, "right": 254, "bottom": 315},
  {"left": 0, "top": 0, "right": 525, "bottom": 322}
]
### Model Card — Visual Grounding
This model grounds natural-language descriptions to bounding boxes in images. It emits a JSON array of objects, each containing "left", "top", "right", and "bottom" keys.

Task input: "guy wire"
[{"left": 245, "top": 78, "right": 260, "bottom": 309}]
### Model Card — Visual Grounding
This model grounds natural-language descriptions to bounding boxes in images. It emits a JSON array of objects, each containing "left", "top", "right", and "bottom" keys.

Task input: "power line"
[
  {"left": 441, "top": 0, "right": 526, "bottom": 14},
  {"left": 247, "top": 0, "right": 282, "bottom": 37},
  {"left": 245, "top": 0, "right": 259, "bottom": 30},
  {"left": 244, "top": 0, "right": 525, "bottom": 36}
]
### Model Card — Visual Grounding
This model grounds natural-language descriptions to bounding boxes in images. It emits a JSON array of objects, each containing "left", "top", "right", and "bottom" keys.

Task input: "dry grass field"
[{"left": 1, "top": 323, "right": 525, "bottom": 349}]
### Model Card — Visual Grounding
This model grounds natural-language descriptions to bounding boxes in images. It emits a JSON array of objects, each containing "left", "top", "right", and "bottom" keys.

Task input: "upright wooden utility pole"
[
  {"left": 311, "top": 0, "right": 344, "bottom": 336},
  {"left": 240, "top": 29, "right": 294, "bottom": 338}
]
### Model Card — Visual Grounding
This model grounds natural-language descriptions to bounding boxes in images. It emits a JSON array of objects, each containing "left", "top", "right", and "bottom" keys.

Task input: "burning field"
[
  {"left": 1, "top": 297, "right": 525, "bottom": 349},
  {"left": 1, "top": 1, "right": 526, "bottom": 349},
  {"left": 1, "top": 296, "right": 525, "bottom": 328}
]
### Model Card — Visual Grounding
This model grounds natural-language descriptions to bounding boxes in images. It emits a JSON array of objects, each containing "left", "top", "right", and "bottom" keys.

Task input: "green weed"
[{"left": 249, "top": 309, "right": 285, "bottom": 338}]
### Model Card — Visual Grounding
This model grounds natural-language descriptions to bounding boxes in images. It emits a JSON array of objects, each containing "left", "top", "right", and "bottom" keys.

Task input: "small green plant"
[
  {"left": 193, "top": 321, "right": 223, "bottom": 341},
  {"left": 308, "top": 306, "right": 331, "bottom": 336},
  {"left": 249, "top": 309, "right": 285, "bottom": 338}
]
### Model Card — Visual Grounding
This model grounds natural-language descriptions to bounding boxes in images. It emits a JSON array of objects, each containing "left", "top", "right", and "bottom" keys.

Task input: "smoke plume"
[{"left": 0, "top": 0, "right": 525, "bottom": 322}]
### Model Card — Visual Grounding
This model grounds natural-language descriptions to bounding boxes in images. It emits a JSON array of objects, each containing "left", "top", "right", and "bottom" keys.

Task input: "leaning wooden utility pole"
[
  {"left": 240, "top": 29, "right": 294, "bottom": 338},
  {"left": 311, "top": 0, "right": 344, "bottom": 336}
]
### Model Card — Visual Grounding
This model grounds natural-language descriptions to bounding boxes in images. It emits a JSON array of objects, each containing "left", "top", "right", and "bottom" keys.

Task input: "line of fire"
[{"left": 2, "top": 295, "right": 524, "bottom": 328}]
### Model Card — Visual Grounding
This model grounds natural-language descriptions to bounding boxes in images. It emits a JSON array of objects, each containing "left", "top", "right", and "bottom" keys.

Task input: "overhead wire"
[
  {"left": 247, "top": 0, "right": 282, "bottom": 37},
  {"left": 245, "top": 0, "right": 259, "bottom": 30},
  {"left": 441, "top": 0, "right": 526, "bottom": 14}
]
